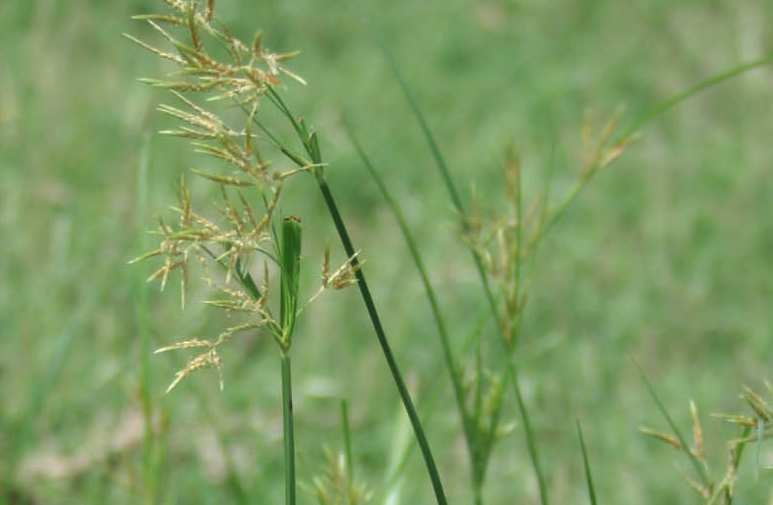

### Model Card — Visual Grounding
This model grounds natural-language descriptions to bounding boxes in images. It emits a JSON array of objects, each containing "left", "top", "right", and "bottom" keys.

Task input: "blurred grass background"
[{"left": 1, "top": 0, "right": 772, "bottom": 503}]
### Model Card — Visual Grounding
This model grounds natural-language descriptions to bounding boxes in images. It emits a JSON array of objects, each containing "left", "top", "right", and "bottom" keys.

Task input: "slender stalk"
[
  {"left": 529, "top": 54, "right": 773, "bottom": 257},
  {"left": 473, "top": 483, "right": 484, "bottom": 505},
  {"left": 355, "top": 25, "right": 549, "bottom": 503},
  {"left": 575, "top": 419, "right": 598, "bottom": 505},
  {"left": 312, "top": 169, "right": 448, "bottom": 505},
  {"left": 722, "top": 425, "right": 752, "bottom": 505},
  {"left": 341, "top": 399, "right": 355, "bottom": 499},
  {"left": 617, "top": 53, "right": 773, "bottom": 142},
  {"left": 136, "top": 132, "right": 158, "bottom": 505},
  {"left": 634, "top": 360, "right": 710, "bottom": 487},
  {"left": 281, "top": 351, "right": 297, "bottom": 505},
  {"left": 510, "top": 364, "right": 548, "bottom": 501},
  {"left": 262, "top": 89, "right": 449, "bottom": 505}
]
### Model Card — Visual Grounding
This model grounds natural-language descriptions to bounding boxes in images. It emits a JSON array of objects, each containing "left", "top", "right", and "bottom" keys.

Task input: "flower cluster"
[{"left": 129, "top": 0, "right": 357, "bottom": 392}]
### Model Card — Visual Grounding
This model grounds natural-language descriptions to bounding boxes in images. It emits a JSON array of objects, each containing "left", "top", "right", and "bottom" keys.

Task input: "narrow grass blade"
[
  {"left": 379, "top": 309, "right": 490, "bottom": 502},
  {"left": 351, "top": 13, "right": 550, "bottom": 502},
  {"left": 341, "top": 399, "right": 354, "bottom": 489},
  {"left": 511, "top": 366, "right": 549, "bottom": 504},
  {"left": 343, "top": 121, "right": 475, "bottom": 458},
  {"left": 312, "top": 170, "right": 448, "bottom": 505},
  {"left": 382, "top": 392, "right": 413, "bottom": 505},
  {"left": 262, "top": 91, "right": 449, "bottom": 505},
  {"left": 756, "top": 418, "right": 764, "bottom": 479},
  {"left": 575, "top": 419, "right": 598, "bottom": 505},
  {"left": 136, "top": 132, "right": 159, "bottom": 504},
  {"left": 281, "top": 352, "right": 297, "bottom": 505},
  {"left": 634, "top": 360, "right": 710, "bottom": 487},
  {"left": 617, "top": 53, "right": 773, "bottom": 142}
]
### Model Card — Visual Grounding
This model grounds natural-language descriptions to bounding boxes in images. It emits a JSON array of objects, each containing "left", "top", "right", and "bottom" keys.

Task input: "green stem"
[
  {"left": 281, "top": 351, "right": 296, "bottom": 505},
  {"left": 313, "top": 170, "right": 448, "bottom": 505},
  {"left": 575, "top": 419, "right": 598, "bottom": 505},
  {"left": 530, "top": 54, "right": 773, "bottom": 256},
  {"left": 345, "top": 124, "right": 477, "bottom": 466},
  {"left": 617, "top": 53, "right": 773, "bottom": 142},
  {"left": 136, "top": 132, "right": 157, "bottom": 505},
  {"left": 510, "top": 362, "right": 548, "bottom": 502},
  {"left": 341, "top": 400, "right": 353, "bottom": 480},
  {"left": 349, "top": 21, "right": 549, "bottom": 501},
  {"left": 262, "top": 89, "right": 448, "bottom": 505},
  {"left": 341, "top": 399, "right": 355, "bottom": 499},
  {"left": 474, "top": 485, "right": 484, "bottom": 505}
]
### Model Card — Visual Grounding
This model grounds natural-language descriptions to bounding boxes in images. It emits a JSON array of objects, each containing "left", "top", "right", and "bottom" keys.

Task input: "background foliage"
[{"left": 1, "top": 0, "right": 772, "bottom": 503}]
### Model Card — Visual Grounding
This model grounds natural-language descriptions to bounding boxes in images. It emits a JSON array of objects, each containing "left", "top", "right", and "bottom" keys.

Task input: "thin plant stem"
[
  {"left": 634, "top": 360, "right": 710, "bottom": 487},
  {"left": 260, "top": 89, "right": 449, "bottom": 505},
  {"left": 529, "top": 54, "right": 773, "bottom": 257},
  {"left": 616, "top": 53, "right": 773, "bottom": 142},
  {"left": 355, "top": 20, "right": 549, "bottom": 503},
  {"left": 312, "top": 168, "right": 448, "bottom": 505},
  {"left": 575, "top": 419, "right": 598, "bottom": 505},
  {"left": 721, "top": 425, "right": 752, "bottom": 505},
  {"left": 341, "top": 399, "right": 354, "bottom": 499},
  {"left": 511, "top": 364, "right": 548, "bottom": 501},
  {"left": 281, "top": 351, "right": 297, "bottom": 505},
  {"left": 379, "top": 309, "right": 490, "bottom": 502},
  {"left": 136, "top": 132, "right": 158, "bottom": 505}
]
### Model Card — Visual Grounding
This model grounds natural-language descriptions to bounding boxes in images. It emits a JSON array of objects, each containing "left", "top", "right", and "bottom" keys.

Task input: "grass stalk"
[
  {"left": 634, "top": 361, "right": 711, "bottom": 488},
  {"left": 356, "top": 20, "right": 550, "bottom": 504},
  {"left": 278, "top": 216, "right": 302, "bottom": 505},
  {"left": 341, "top": 399, "right": 355, "bottom": 494},
  {"left": 378, "top": 309, "right": 491, "bottom": 502},
  {"left": 616, "top": 53, "right": 773, "bottom": 142},
  {"left": 529, "top": 54, "right": 773, "bottom": 256},
  {"left": 575, "top": 419, "right": 598, "bottom": 505},
  {"left": 136, "top": 132, "right": 158, "bottom": 505},
  {"left": 281, "top": 351, "right": 297, "bottom": 505},
  {"left": 261, "top": 88, "right": 449, "bottom": 505},
  {"left": 371, "top": 38, "right": 773, "bottom": 505},
  {"left": 311, "top": 168, "right": 448, "bottom": 505},
  {"left": 510, "top": 365, "right": 548, "bottom": 502}
]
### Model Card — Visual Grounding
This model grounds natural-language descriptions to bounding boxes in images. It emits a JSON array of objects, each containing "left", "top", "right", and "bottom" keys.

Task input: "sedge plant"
[{"left": 127, "top": 1, "right": 444, "bottom": 503}]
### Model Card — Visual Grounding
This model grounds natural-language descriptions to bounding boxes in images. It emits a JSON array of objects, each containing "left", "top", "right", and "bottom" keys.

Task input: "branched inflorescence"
[
  {"left": 641, "top": 383, "right": 773, "bottom": 504},
  {"left": 460, "top": 109, "right": 636, "bottom": 346},
  {"left": 128, "top": 0, "right": 357, "bottom": 392}
]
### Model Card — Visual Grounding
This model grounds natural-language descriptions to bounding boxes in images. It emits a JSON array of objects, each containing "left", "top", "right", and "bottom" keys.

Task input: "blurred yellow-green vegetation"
[{"left": 2, "top": 0, "right": 772, "bottom": 503}]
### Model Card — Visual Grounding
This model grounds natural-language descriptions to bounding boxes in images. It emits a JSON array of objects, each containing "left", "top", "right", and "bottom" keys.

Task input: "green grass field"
[{"left": 2, "top": 1, "right": 772, "bottom": 503}]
